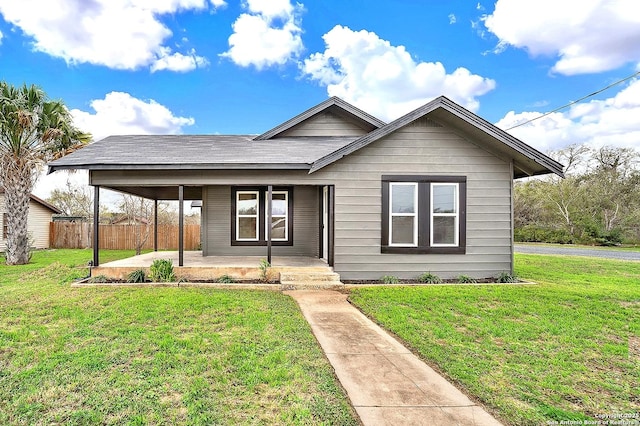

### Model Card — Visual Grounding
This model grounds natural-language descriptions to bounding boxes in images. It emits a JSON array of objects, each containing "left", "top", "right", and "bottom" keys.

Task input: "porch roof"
[{"left": 48, "top": 134, "right": 358, "bottom": 173}]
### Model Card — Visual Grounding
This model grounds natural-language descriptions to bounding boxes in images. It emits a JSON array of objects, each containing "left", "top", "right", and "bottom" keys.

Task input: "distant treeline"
[{"left": 515, "top": 144, "right": 640, "bottom": 245}]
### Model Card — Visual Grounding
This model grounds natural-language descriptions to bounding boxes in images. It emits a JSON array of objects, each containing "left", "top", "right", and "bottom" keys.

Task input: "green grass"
[
  {"left": 349, "top": 254, "right": 640, "bottom": 425},
  {"left": 0, "top": 249, "right": 357, "bottom": 425},
  {"left": 516, "top": 242, "right": 640, "bottom": 252}
]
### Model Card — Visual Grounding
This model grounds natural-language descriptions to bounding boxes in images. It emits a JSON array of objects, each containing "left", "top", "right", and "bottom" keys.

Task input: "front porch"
[{"left": 92, "top": 251, "right": 339, "bottom": 283}]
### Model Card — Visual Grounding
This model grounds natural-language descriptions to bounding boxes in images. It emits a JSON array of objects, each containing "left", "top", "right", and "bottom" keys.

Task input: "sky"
[{"left": 1, "top": 0, "right": 639, "bottom": 201}]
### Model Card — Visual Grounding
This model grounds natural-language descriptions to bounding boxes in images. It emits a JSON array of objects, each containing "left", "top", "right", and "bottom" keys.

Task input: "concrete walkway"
[{"left": 286, "top": 290, "right": 502, "bottom": 426}]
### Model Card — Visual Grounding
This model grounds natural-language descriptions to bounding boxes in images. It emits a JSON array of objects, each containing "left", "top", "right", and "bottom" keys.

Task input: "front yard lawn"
[
  {"left": 0, "top": 250, "right": 357, "bottom": 425},
  {"left": 349, "top": 254, "right": 640, "bottom": 425}
]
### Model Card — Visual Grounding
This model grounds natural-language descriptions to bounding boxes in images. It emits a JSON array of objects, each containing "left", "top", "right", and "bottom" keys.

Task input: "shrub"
[
  {"left": 217, "top": 274, "right": 235, "bottom": 284},
  {"left": 381, "top": 275, "right": 400, "bottom": 284},
  {"left": 496, "top": 271, "right": 518, "bottom": 283},
  {"left": 514, "top": 225, "right": 574, "bottom": 244},
  {"left": 258, "top": 258, "right": 271, "bottom": 282},
  {"left": 149, "top": 259, "right": 176, "bottom": 282},
  {"left": 88, "top": 275, "right": 108, "bottom": 283},
  {"left": 127, "top": 269, "right": 146, "bottom": 283},
  {"left": 417, "top": 272, "right": 442, "bottom": 284},
  {"left": 457, "top": 274, "right": 477, "bottom": 284}
]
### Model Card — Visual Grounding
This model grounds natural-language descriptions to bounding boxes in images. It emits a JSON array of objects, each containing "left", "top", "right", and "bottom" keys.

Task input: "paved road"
[{"left": 515, "top": 244, "right": 640, "bottom": 261}]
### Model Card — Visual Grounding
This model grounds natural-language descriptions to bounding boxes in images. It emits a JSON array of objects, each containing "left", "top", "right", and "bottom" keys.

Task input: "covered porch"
[
  {"left": 89, "top": 182, "right": 335, "bottom": 273},
  {"left": 92, "top": 251, "right": 337, "bottom": 282}
]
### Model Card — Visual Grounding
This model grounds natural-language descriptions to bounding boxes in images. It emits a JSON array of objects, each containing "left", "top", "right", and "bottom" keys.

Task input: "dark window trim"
[
  {"left": 2, "top": 213, "right": 7, "bottom": 239},
  {"left": 231, "top": 186, "right": 294, "bottom": 246},
  {"left": 381, "top": 175, "right": 466, "bottom": 254}
]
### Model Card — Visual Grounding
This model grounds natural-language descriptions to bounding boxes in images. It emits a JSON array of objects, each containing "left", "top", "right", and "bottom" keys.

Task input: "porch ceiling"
[{"left": 103, "top": 185, "right": 203, "bottom": 200}]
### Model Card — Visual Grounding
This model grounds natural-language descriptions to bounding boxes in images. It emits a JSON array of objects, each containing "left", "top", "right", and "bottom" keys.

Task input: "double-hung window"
[
  {"left": 236, "top": 191, "right": 259, "bottom": 241},
  {"left": 382, "top": 176, "right": 466, "bottom": 254},
  {"left": 231, "top": 187, "right": 293, "bottom": 246},
  {"left": 431, "top": 183, "right": 459, "bottom": 247},
  {"left": 389, "top": 183, "right": 418, "bottom": 246},
  {"left": 269, "top": 191, "right": 288, "bottom": 241}
]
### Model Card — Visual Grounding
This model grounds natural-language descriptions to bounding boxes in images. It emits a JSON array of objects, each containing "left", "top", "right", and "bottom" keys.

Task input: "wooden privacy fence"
[{"left": 50, "top": 222, "right": 201, "bottom": 250}]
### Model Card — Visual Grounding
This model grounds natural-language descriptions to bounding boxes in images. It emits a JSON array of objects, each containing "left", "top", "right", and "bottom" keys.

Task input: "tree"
[
  {"left": 119, "top": 194, "right": 154, "bottom": 255},
  {"left": 0, "top": 82, "right": 90, "bottom": 265},
  {"left": 514, "top": 143, "right": 640, "bottom": 245},
  {"left": 47, "top": 178, "right": 94, "bottom": 218}
]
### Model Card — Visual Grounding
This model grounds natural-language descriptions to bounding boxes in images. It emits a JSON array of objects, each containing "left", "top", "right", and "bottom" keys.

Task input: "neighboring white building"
[{"left": 0, "top": 188, "right": 62, "bottom": 251}]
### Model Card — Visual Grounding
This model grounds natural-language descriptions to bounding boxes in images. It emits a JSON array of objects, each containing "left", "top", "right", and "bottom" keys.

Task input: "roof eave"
[
  {"left": 310, "top": 96, "right": 564, "bottom": 178},
  {"left": 254, "top": 96, "right": 386, "bottom": 141},
  {"left": 48, "top": 163, "right": 312, "bottom": 173}
]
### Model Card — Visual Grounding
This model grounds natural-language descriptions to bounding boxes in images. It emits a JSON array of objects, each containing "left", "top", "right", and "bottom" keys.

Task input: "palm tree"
[{"left": 0, "top": 82, "right": 90, "bottom": 265}]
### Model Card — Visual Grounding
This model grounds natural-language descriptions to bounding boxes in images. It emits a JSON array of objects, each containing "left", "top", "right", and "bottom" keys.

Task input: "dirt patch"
[{"left": 630, "top": 336, "right": 640, "bottom": 359}]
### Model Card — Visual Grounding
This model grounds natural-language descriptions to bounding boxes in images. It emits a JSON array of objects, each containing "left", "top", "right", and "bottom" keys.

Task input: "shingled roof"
[
  {"left": 48, "top": 96, "right": 563, "bottom": 178},
  {"left": 254, "top": 96, "right": 386, "bottom": 140},
  {"left": 309, "top": 96, "right": 564, "bottom": 178},
  {"left": 48, "top": 135, "right": 358, "bottom": 173}
]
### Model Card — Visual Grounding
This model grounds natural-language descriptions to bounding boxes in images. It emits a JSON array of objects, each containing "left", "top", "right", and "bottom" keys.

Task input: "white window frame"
[
  {"left": 266, "top": 191, "right": 289, "bottom": 241},
  {"left": 389, "top": 182, "right": 418, "bottom": 247},
  {"left": 430, "top": 182, "right": 459, "bottom": 247},
  {"left": 236, "top": 190, "right": 259, "bottom": 241}
]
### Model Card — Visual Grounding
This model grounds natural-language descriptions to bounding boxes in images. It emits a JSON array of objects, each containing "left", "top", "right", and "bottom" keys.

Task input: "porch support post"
[
  {"left": 178, "top": 185, "right": 184, "bottom": 267},
  {"left": 266, "top": 185, "right": 272, "bottom": 264},
  {"left": 92, "top": 185, "right": 100, "bottom": 267},
  {"left": 153, "top": 199, "right": 158, "bottom": 252},
  {"left": 328, "top": 185, "right": 335, "bottom": 267}
]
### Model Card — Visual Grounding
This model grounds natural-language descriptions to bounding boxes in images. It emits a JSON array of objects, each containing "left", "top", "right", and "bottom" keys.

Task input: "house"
[
  {"left": 48, "top": 96, "right": 563, "bottom": 280},
  {"left": 109, "top": 215, "right": 151, "bottom": 225},
  {"left": 0, "top": 187, "right": 62, "bottom": 251}
]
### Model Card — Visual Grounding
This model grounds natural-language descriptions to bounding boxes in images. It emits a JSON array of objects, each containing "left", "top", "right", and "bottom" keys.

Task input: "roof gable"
[
  {"left": 309, "top": 96, "right": 564, "bottom": 178},
  {"left": 254, "top": 97, "right": 386, "bottom": 140},
  {"left": 0, "top": 187, "right": 62, "bottom": 214}
]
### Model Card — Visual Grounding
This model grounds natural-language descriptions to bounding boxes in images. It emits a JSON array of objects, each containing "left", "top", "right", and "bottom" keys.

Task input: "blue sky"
[{"left": 1, "top": 0, "right": 639, "bottom": 198}]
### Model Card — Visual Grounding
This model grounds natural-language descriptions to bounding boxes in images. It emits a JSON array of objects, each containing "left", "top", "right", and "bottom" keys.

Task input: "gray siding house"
[{"left": 48, "top": 96, "right": 563, "bottom": 280}]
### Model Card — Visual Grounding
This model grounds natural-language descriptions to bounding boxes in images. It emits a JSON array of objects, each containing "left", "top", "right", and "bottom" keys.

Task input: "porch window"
[
  {"left": 269, "top": 191, "right": 288, "bottom": 241},
  {"left": 231, "top": 187, "right": 293, "bottom": 246},
  {"left": 381, "top": 176, "right": 466, "bottom": 254},
  {"left": 236, "top": 191, "right": 259, "bottom": 241}
]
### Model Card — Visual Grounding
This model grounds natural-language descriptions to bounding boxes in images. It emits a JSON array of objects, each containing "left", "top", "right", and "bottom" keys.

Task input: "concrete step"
[
  {"left": 280, "top": 281, "right": 345, "bottom": 290},
  {"left": 280, "top": 271, "right": 341, "bottom": 282}
]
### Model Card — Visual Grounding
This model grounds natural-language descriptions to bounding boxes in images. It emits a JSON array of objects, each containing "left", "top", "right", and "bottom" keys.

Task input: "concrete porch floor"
[{"left": 92, "top": 251, "right": 331, "bottom": 281}]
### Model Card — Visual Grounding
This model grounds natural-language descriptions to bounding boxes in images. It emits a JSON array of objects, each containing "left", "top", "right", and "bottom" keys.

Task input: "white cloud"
[
  {"left": 220, "top": 0, "right": 303, "bottom": 69},
  {"left": 496, "top": 79, "right": 640, "bottom": 152},
  {"left": 151, "top": 48, "right": 208, "bottom": 72},
  {"left": 482, "top": 0, "right": 640, "bottom": 75},
  {"left": 34, "top": 91, "right": 195, "bottom": 200},
  {"left": 0, "top": 29, "right": 3, "bottom": 44},
  {"left": 70, "top": 91, "right": 195, "bottom": 142},
  {"left": 301, "top": 25, "right": 496, "bottom": 121},
  {"left": 448, "top": 13, "right": 457, "bottom": 24},
  {"left": 0, "top": 0, "right": 219, "bottom": 71}
]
